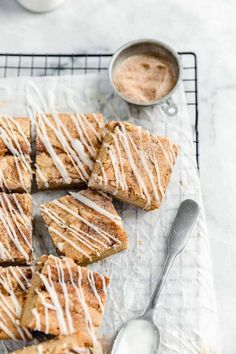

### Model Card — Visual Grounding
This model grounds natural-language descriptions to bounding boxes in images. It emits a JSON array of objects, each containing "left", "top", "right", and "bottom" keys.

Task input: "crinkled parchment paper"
[{"left": 0, "top": 73, "right": 220, "bottom": 354}]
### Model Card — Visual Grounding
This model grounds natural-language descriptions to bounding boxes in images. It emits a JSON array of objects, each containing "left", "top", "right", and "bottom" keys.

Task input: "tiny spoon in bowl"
[{"left": 110, "top": 199, "right": 200, "bottom": 354}]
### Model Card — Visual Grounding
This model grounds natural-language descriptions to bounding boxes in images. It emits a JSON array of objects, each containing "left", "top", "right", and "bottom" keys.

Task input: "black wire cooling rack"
[{"left": 0, "top": 52, "right": 199, "bottom": 168}]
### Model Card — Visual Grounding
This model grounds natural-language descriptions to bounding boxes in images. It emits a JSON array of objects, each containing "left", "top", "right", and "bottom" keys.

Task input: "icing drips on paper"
[{"left": 26, "top": 82, "right": 103, "bottom": 188}]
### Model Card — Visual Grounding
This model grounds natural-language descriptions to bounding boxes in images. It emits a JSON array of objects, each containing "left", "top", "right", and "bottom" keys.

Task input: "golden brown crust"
[
  {"left": 36, "top": 113, "right": 104, "bottom": 154},
  {"left": 0, "top": 266, "right": 32, "bottom": 294},
  {"left": 0, "top": 193, "right": 32, "bottom": 265},
  {"left": 0, "top": 117, "right": 32, "bottom": 193},
  {"left": 40, "top": 188, "right": 128, "bottom": 265},
  {"left": 36, "top": 113, "right": 104, "bottom": 190},
  {"left": 21, "top": 255, "right": 109, "bottom": 339},
  {"left": 0, "top": 266, "right": 32, "bottom": 340},
  {"left": 0, "top": 155, "right": 32, "bottom": 193},
  {"left": 10, "top": 333, "right": 103, "bottom": 354},
  {"left": 0, "top": 117, "right": 31, "bottom": 156},
  {"left": 89, "top": 121, "right": 179, "bottom": 211},
  {"left": 36, "top": 152, "right": 87, "bottom": 190}
]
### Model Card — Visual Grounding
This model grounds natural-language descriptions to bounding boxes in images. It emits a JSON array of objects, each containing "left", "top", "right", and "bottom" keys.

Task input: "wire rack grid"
[{"left": 0, "top": 52, "right": 199, "bottom": 168}]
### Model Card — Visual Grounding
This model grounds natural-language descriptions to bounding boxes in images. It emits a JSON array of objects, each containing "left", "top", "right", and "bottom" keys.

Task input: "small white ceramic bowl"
[{"left": 17, "top": 0, "right": 65, "bottom": 13}]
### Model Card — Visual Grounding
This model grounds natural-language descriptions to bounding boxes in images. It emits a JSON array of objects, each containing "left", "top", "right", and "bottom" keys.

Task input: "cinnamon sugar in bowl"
[{"left": 109, "top": 39, "right": 182, "bottom": 116}]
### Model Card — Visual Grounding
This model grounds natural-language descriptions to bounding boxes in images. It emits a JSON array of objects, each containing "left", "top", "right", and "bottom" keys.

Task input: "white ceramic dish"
[{"left": 17, "top": 0, "right": 65, "bottom": 13}]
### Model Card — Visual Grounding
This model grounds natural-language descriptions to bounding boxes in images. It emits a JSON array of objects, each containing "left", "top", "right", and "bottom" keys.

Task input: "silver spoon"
[{"left": 111, "top": 199, "right": 200, "bottom": 354}]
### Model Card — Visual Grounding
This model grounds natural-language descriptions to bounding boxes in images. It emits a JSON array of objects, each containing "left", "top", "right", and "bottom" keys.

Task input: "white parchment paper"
[{"left": 0, "top": 73, "right": 220, "bottom": 354}]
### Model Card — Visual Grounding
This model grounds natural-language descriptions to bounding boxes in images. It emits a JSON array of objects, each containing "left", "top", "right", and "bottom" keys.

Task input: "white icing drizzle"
[
  {"left": 51, "top": 199, "right": 120, "bottom": 243},
  {"left": 26, "top": 82, "right": 103, "bottom": 188},
  {"left": 156, "top": 137, "right": 175, "bottom": 168},
  {"left": 71, "top": 139, "right": 93, "bottom": 171},
  {"left": 147, "top": 131, "right": 164, "bottom": 198},
  {"left": 10, "top": 268, "right": 28, "bottom": 292},
  {"left": 87, "top": 271, "right": 104, "bottom": 314},
  {"left": 37, "top": 344, "right": 43, "bottom": 354},
  {"left": 36, "top": 290, "right": 55, "bottom": 334},
  {"left": 137, "top": 126, "right": 160, "bottom": 205},
  {"left": 0, "top": 243, "right": 11, "bottom": 260},
  {"left": 70, "top": 191, "right": 122, "bottom": 225},
  {"left": 36, "top": 114, "right": 72, "bottom": 184},
  {"left": 49, "top": 227, "right": 94, "bottom": 261},
  {"left": 39, "top": 111, "right": 90, "bottom": 181},
  {"left": 79, "top": 113, "right": 102, "bottom": 142},
  {"left": 39, "top": 264, "right": 68, "bottom": 335},
  {"left": 0, "top": 266, "right": 32, "bottom": 340},
  {"left": 66, "top": 90, "right": 103, "bottom": 156},
  {"left": 96, "top": 122, "right": 177, "bottom": 209},
  {"left": 41, "top": 194, "right": 121, "bottom": 261},
  {"left": 92, "top": 112, "right": 103, "bottom": 129},
  {"left": 41, "top": 204, "right": 110, "bottom": 260},
  {"left": 61, "top": 200, "right": 118, "bottom": 242},
  {"left": 112, "top": 134, "right": 128, "bottom": 191},
  {"left": 0, "top": 193, "right": 31, "bottom": 262},
  {"left": 161, "top": 340, "right": 179, "bottom": 352},
  {"left": 52, "top": 200, "right": 118, "bottom": 244},
  {"left": 55, "top": 257, "right": 74, "bottom": 333},
  {"left": 34, "top": 256, "right": 106, "bottom": 347},
  {"left": 96, "top": 159, "right": 108, "bottom": 186},
  {"left": 117, "top": 124, "right": 151, "bottom": 206},
  {"left": 32, "top": 308, "right": 41, "bottom": 331},
  {"left": 35, "top": 163, "right": 49, "bottom": 188},
  {"left": 97, "top": 190, "right": 112, "bottom": 200},
  {"left": 67, "top": 263, "right": 98, "bottom": 346},
  {"left": 43, "top": 204, "right": 108, "bottom": 251},
  {"left": 11, "top": 194, "right": 31, "bottom": 229},
  {"left": 0, "top": 116, "right": 31, "bottom": 192},
  {"left": 70, "top": 113, "right": 97, "bottom": 158},
  {"left": 107, "top": 144, "right": 120, "bottom": 194}
]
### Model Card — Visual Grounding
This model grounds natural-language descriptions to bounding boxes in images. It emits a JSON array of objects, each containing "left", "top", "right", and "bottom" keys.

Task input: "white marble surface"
[{"left": 0, "top": 0, "right": 234, "bottom": 352}]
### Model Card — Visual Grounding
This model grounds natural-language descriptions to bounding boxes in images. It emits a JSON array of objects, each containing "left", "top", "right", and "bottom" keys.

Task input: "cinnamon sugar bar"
[
  {"left": 89, "top": 121, "right": 179, "bottom": 211},
  {"left": 21, "top": 255, "right": 109, "bottom": 341},
  {"left": 40, "top": 188, "right": 128, "bottom": 265},
  {"left": 0, "top": 116, "right": 32, "bottom": 193},
  {"left": 0, "top": 266, "right": 32, "bottom": 340},
  {"left": 35, "top": 113, "right": 104, "bottom": 190},
  {"left": 0, "top": 193, "right": 32, "bottom": 265}
]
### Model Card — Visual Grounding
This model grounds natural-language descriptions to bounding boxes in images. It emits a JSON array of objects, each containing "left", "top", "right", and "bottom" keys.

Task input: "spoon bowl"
[{"left": 111, "top": 318, "right": 160, "bottom": 354}]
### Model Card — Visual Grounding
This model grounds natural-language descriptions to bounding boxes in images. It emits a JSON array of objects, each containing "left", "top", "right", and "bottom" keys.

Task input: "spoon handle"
[{"left": 144, "top": 199, "right": 200, "bottom": 316}]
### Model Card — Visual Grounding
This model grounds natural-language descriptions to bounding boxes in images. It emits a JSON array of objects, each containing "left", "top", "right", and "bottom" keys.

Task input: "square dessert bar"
[
  {"left": 0, "top": 193, "right": 32, "bottom": 265},
  {"left": 0, "top": 266, "right": 32, "bottom": 340},
  {"left": 0, "top": 116, "right": 32, "bottom": 193},
  {"left": 41, "top": 188, "right": 128, "bottom": 266},
  {"left": 35, "top": 113, "right": 104, "bottom": 190},
  {"left": 89, "top": 121, "right": 179, "bottom": 211},
  {"left": 21, "top": 255, "right": 109, "bottom": 340},
  {"left": 11, "top": 333, "right": 103, "bottom": 354}
]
